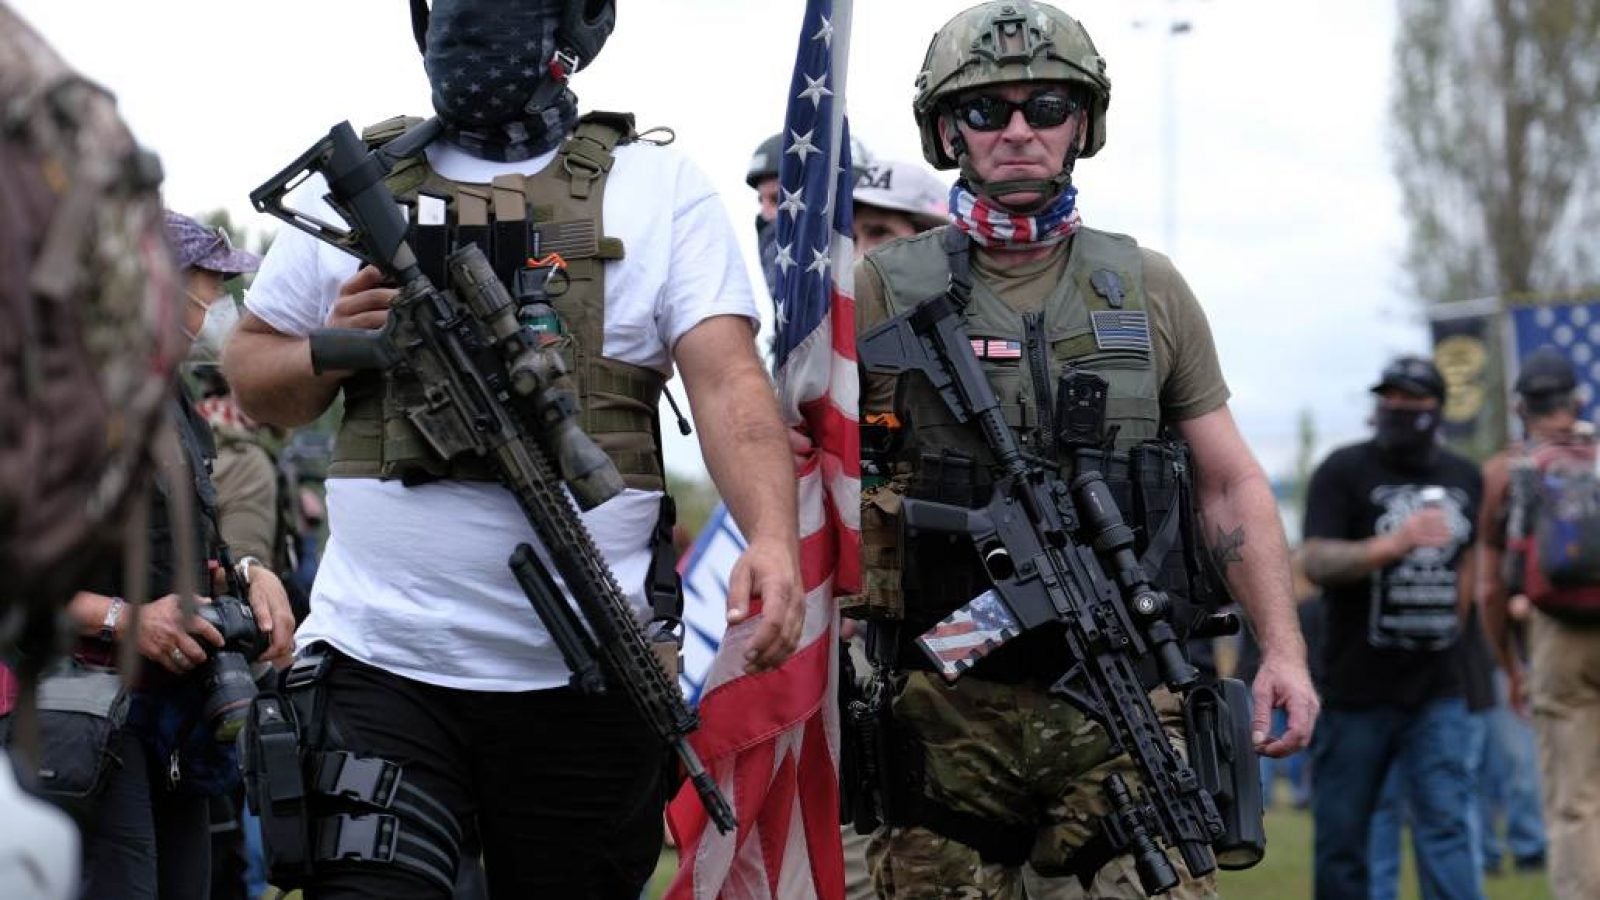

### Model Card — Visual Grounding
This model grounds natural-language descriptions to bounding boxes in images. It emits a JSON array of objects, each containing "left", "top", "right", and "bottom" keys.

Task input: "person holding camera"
[{"left": 51, "top": 212, "right": 292, "bottom": 899}]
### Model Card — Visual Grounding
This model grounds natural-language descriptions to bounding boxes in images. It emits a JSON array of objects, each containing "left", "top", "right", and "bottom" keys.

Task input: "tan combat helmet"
[{"left": 913, "top": 2, "right": 1111, "bottom": 197}]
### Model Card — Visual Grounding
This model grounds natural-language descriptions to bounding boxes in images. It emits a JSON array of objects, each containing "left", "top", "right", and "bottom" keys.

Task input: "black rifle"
[
  {"left": 250, "top": 121, "right": 735, "bottom": 833},
  {"left": 858, "top": 290, "right": 1224, "bottom": 894}
]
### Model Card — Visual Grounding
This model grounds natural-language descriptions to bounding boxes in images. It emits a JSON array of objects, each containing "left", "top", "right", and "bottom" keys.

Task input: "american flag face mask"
[{"left": 948, "top": 180, "right": 1083, "bottom": 249}]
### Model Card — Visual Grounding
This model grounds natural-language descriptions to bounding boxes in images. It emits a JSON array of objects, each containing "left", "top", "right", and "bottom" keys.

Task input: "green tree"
[{"left": 1391, "top": 0, "right": 1600, "bottom": 304}]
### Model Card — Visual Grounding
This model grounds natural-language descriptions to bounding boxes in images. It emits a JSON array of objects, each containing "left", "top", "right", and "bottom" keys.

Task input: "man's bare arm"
[
  {"left": 1475, "top": 457, "right": 1517, "bottom": 669},
  {"left": 222, "top": 312, "right": 342, "bottom": 428},
  {"left": 223, "top": 266, "right": 397, "bottom": 428},
  {"left": 1303, "top": 501, "right": 1453, "bottom": 589},
  {"left": 1178, "top": 405, "right": 1317, "bottom": 756},
  {"left": 674, "top": 315, "right": 803, "bottom": 673},
  {"left": 1478, "top": 541, "right": 1516, "bottom": 667},
  {"left": 1301, "top": 534, "right": 1408, "bottom": 588},
  {"left": 1179, "top": 407, "right": 1302, "bottom": 663},
  {"left": 1456, "top": 545, "right": 1477, "bottom": 622}
]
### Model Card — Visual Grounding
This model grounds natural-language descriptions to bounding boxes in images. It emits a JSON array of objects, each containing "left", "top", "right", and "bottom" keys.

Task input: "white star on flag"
[
  {"left": 813, "top": 15, "right": 834, "bottom": 47},
  {"left": 805, "top": 246, "right": 831, "bottom": 276},
  {"left": 797, "top": 72, "right": 832, "bottom": 108},
  {"left": 786, "top": 128, "right": 819, "bottom": 165},
  {"left": 774, "top": 242, "right": 796, "bottom": 274},
  {"left": 778, "top": 187, "right": 807, "bottom": 218}
]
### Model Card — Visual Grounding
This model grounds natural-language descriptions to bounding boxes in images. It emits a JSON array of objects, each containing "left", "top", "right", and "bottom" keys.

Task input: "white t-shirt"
[{"left": 247, "top": 136, "right": 757, "bottom": 691}]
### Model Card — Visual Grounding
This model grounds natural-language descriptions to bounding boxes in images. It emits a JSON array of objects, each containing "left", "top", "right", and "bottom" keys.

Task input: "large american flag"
[{"left": 664, "top": 1, "right": 859, "bottom": 898}]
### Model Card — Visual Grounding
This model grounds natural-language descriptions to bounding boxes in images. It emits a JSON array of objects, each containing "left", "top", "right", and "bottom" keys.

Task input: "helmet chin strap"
[{"left": 945, "top": 111, "right": 1080, "bottom": 213}]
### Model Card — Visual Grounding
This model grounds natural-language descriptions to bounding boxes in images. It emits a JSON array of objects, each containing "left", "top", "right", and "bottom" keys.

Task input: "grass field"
[{"left": 645, "top": 803, "right": 1554, "bottom": 899}]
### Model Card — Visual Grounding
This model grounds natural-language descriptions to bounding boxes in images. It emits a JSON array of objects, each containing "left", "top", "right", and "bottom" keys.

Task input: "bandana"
[
  {"left": 424, "top": 0, "right": 578, "bottom": 162},
  {"left": 948, "top": 182, "right": 1083, "bottom": 249}
]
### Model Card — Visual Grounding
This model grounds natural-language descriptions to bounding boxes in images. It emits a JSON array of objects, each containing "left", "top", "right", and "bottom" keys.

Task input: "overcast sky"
[{"left": 12, "top": 0, "right": 1426, "bottom": 482}]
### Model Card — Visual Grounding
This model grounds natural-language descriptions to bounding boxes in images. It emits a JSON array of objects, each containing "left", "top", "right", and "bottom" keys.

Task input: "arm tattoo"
[
  {"left": 1210, "top": 524, "right": 1246, "bottom": 572},
  {"left": 1301, "top": 539, "right": 1377, "bottom": 587}
]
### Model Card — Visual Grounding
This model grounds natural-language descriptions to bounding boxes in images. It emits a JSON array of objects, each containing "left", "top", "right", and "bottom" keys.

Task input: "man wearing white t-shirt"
[{"left": 222, "top": 3, "right": 802, "bottom": 897}]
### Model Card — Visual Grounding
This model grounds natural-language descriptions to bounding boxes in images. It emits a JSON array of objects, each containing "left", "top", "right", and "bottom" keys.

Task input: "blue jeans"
[
  {"left": 240, "top": 807, "right": 267, "bottom": 899},
  {"left": 1312, "top": 698, "right": 1485, "bottom": 900},
  {"left": 1476, "top": 673, "right": 1546, "bottom": 867},
  {"left": 1366, "top": 712, "right": 1487, "bottom": 900}
]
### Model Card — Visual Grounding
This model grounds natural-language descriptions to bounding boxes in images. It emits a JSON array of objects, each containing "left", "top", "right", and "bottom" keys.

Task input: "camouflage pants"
[{"left": 866, "top": 672, "right": 1217, "bottom": 900}]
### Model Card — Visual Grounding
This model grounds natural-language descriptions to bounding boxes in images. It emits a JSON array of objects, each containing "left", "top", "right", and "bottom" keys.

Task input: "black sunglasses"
[{"left": 952, "top": 90, "right": 1081, "bottom": 132}]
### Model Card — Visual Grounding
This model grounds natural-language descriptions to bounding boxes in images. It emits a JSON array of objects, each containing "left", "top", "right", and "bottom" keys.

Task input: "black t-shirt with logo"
[{"left": 1303, "top": 440, "right": 1484, "bottom": 710}]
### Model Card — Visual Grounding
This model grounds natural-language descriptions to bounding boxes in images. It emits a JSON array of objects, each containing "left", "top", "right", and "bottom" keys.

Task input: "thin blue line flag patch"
[{"left": 1090, "top": 310, "right": 1151, "bottom": 353}]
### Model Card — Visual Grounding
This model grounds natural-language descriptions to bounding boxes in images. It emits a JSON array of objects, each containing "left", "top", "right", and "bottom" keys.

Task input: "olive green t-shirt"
[{"left": 857, "top": 235, "right": 1230, "bottom": 425}]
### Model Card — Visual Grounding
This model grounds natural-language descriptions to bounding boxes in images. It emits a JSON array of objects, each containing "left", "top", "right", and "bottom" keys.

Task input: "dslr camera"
[{"left": 195, "top": 594, "right": 269, "bottom": 741}]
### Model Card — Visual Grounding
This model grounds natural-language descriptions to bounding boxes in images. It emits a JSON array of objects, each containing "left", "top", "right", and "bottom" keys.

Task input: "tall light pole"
[
  {"left": 1134, "top": 3, "right": 1196, "bottom": 261},
  {"left": 1162, "top": 19, "right": 1191, "bottom": 260}
]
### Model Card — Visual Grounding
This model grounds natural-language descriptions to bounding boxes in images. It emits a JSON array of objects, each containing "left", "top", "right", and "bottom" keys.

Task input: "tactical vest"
[
  {"left": 875, "top": 225, "right": 1158, "bottom": 459},
  {"left": 863, "top": 227, "right": 1224, "bottom": 659},
  {"left": 329, "top": 112, "right": 667, "bottom": 492}
]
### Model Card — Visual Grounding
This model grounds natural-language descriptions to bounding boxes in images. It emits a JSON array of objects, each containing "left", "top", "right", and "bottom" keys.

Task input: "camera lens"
[
  {"left": 200, "top": 651, "right": 258, "bottom": 742},
  {"left": 194, "top": 595, "right": 267, "bottom": 742}
]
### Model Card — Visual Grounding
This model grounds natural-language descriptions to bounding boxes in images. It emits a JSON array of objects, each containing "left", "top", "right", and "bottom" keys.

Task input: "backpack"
[
  {"left": 0, "top": 7, "right": 179, "bottom": 609},
  {"left": 1506, "top": 436, "right": 1600, "bottom": 623}
]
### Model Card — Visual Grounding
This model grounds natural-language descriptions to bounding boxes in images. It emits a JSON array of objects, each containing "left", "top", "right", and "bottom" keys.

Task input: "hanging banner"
[{"left": 1429, "top": 298, "right": 1498, "bottom": 441}]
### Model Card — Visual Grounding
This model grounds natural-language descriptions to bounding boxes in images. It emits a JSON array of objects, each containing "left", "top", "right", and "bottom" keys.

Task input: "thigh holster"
[{"left": 242, "top": 646, "right": 464, "bottom": 894}]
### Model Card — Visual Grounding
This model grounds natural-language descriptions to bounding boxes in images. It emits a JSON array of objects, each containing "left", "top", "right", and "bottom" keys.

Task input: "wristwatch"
[
  {"left": 234, "top": 555, "right": 263, "bottom": 588},
  {"left": 99, "top": 597, "right": 125, "bottom": 644}
]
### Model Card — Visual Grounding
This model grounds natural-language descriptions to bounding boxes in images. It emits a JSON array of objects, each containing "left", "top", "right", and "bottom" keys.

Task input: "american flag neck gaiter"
[{"left": 948, "top": 181, "right": 1082, "bottom": 249}]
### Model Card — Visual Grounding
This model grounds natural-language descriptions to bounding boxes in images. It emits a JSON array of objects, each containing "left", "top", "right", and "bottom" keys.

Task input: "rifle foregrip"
[{"left": 308, "top": 328, "right": 396, "bottom": 375}]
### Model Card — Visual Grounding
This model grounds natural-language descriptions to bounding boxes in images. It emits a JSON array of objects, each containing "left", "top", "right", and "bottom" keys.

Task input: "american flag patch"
[
  {"left": 1090, "top": 310, "right": 1152, "bottom": 353},
  {"left": 970, "top": 338, "right": 1023, "bottom": 360},
  {"left": 915, "top": 589, "right": 1022, "bottom": 681}
]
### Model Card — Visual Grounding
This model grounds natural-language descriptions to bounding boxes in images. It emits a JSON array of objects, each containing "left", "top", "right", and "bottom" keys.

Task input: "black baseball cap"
[
  {"left": 1513, "top": 346, "right": 1578, "bottom": 397},
  {"left": 1370, "top": 356, "right": 1446, "bottom": 402}
]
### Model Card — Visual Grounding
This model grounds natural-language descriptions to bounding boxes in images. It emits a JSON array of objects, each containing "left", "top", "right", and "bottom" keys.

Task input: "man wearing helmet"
[
  {"left": 225, "top": 1, "right": 803, "bottom": 896},
  {"left": 748, "top": 132, "right": 786, "bottom": 299},
  {"left": 852, "top": 4, "right": 1318, "bottom": 897}
]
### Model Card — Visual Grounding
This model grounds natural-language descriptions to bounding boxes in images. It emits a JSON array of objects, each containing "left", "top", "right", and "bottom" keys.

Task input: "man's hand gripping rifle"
[
  {"left": 858, "top": 291, "right": 1226, "bottom": 894},
  {"left": 249, "top": 122, "right": 735, "bottom": 833}
]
